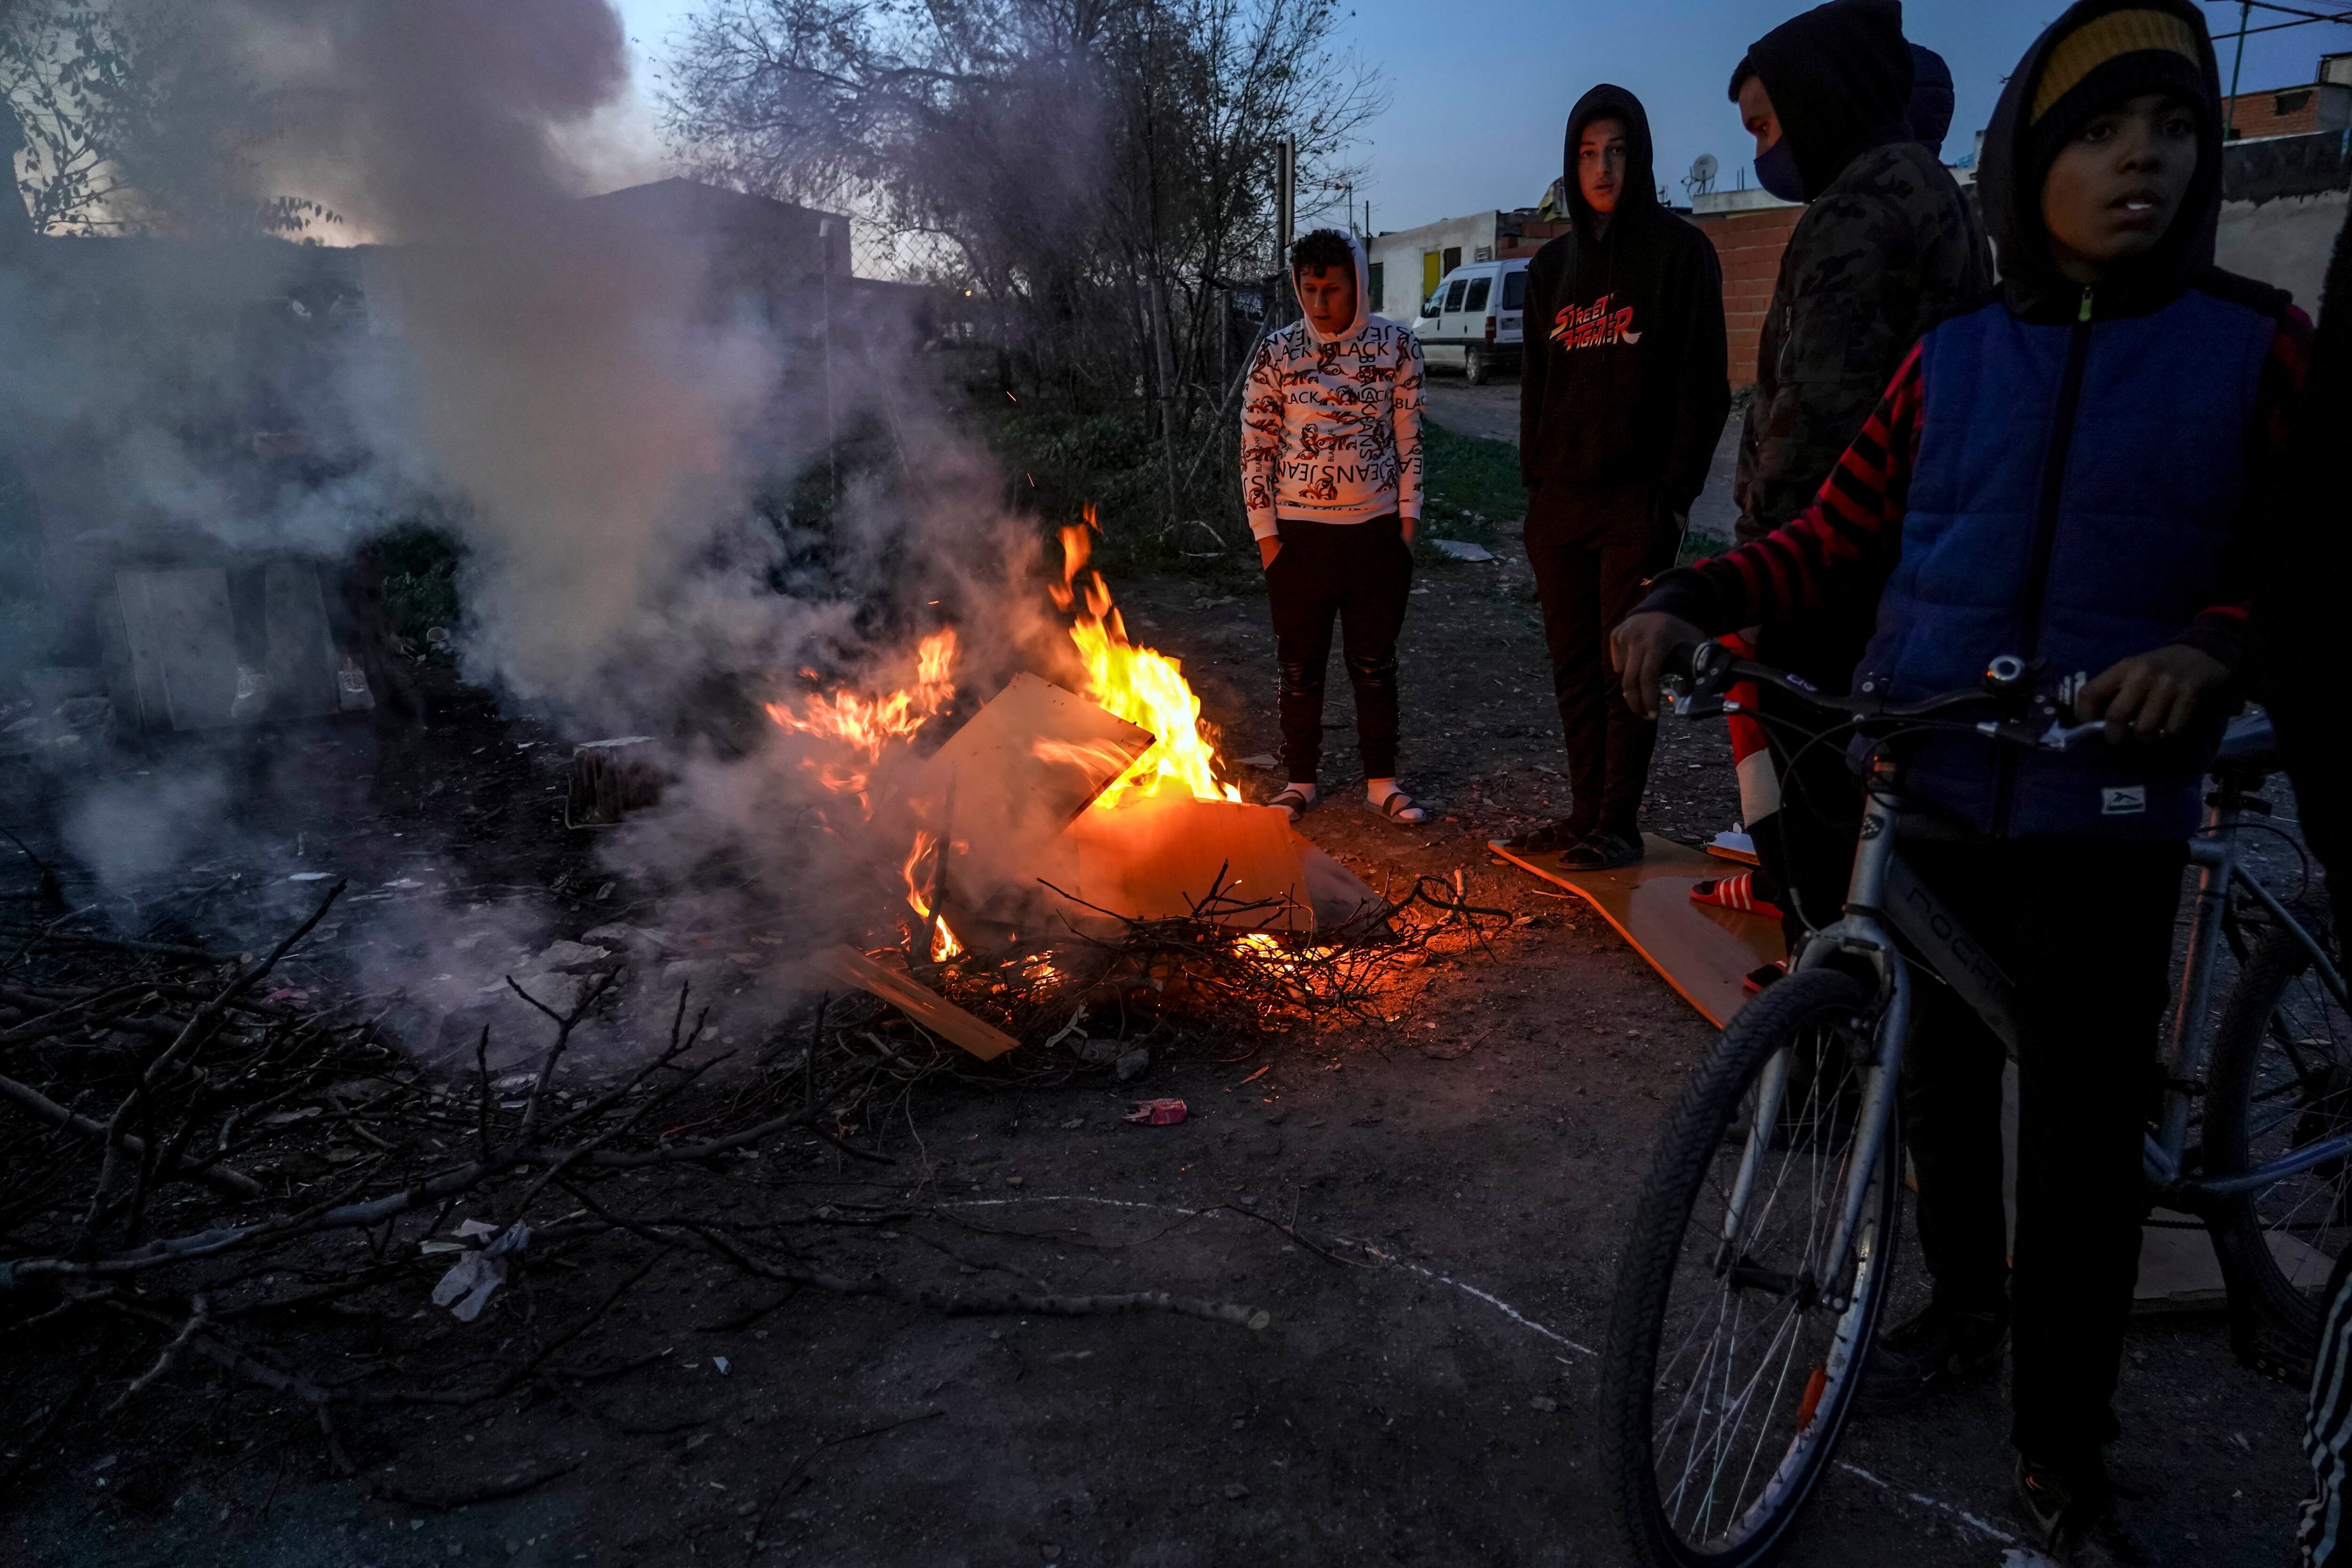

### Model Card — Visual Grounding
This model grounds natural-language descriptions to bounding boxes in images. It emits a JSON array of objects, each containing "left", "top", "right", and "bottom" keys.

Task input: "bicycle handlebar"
[{"left": 1661, "top": 641, "right": 2105, "bottom": 753}]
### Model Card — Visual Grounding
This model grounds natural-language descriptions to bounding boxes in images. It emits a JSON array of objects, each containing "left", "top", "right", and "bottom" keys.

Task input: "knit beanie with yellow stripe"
[{"left": 2024, "top": 0, "right": 2212, "bottom": 186}]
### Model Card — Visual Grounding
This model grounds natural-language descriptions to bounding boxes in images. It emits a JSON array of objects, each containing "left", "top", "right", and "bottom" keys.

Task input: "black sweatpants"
[
  {"left": 1265, "top": 514, "right": 1412, "bottom": 781},
  {"left": 1525, "top": 514, "right": 1666, "bottom": 843},
  {"left": 1897, "top": 835, "right": 2185, "bottom": 1474}
]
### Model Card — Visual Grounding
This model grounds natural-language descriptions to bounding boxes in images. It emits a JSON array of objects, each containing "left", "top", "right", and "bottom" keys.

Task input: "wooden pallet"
[{"left": 1490, "top": 833, "right": 1785, "bottom": 1029}]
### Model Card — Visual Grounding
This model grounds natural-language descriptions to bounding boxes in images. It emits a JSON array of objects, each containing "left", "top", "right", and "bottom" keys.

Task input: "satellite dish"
[{"left": 1692, "top": 153, "right": 1718, "bottom": 185}]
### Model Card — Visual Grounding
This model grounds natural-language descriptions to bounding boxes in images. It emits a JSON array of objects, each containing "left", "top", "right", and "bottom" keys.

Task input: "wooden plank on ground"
[
  {"left": 117, "top": 568, "right": 241, "bottom": 732},
  {"left": 1490, "top": 832, "right": 1784, "bottom": 1029},
  {"left": 808, "top": 944, "right": 1019, "bottom": 1061}
]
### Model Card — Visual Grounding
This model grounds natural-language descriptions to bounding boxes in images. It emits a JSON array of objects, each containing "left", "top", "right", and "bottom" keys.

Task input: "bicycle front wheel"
[
  {"left": 1598, "top": 969, "right": 1900, "bottom": 1568},
  {"left": 2207, "top": 906, "right": 2350, "bottom": 1380}
]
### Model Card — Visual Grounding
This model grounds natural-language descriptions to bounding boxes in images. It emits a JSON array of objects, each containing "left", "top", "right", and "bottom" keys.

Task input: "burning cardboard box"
[{"left": 769, "top": 521, "right": 1383, "bottom": 1048}]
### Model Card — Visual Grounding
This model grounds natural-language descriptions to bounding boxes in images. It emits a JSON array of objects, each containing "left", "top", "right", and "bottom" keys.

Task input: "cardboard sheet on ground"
[
  {"left": 1490, "top": 832, "right": 1785, "bottom": 1029},
  {"left": 807, "top": 944, "right": 1019, "bottom": 1060}
]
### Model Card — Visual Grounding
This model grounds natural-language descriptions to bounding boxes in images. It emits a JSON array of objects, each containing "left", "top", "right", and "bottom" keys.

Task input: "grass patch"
[
  {"left": 373, "top": 522, "right": 463, "bottom": 650},
  {"left": 1419, "top": 422, "right": 1522, "bottom": 546}
]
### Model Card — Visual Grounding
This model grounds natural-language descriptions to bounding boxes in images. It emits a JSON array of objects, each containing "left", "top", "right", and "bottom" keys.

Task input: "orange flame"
[
  {"left": 763, "top": 629, "right": 960, "bottom": 801},
  {"left": 1057, "top": 523, "right": 1238, "bottom": 809},
  {"left": 903, "top": 830, "right": 963, "bottom": 961}
]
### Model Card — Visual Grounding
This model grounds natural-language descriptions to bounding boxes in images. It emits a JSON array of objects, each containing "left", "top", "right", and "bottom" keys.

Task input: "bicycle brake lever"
[{"left": 2035, "top": 720, "right": 2106, "bottom": 751}]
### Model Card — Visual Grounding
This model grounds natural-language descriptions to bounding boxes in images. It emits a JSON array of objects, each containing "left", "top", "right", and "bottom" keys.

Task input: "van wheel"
[{"left": 1464, "top": 347, "right": 1489, "bottom": 385}]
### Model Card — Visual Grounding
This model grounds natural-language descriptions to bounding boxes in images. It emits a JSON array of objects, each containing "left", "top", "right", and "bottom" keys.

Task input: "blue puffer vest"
[{"left": 1856, "top": 284, "right": 2280, "bottom": 840}]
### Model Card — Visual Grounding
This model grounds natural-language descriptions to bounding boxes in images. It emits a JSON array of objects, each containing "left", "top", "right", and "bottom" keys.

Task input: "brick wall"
[
  {"left": 1493, "top": 207, "right": 1801, "bottom": 385},
  {"left": 2225, "top": 86, "right": 2326, "bottom": 140},
  {"left": 1498, "top": 219, "right": 1571, "bottom": 260},
  {"left": 1694, "top": 206, "right": 1803, "bottom": 386}
]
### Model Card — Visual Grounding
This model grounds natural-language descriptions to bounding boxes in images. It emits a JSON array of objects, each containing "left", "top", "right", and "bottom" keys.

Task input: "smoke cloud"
[{"left": 2, "top": 0, "right": 1084, "bottom": 1045}]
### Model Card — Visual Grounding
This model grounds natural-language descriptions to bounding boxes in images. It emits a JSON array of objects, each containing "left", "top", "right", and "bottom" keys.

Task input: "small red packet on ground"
[{"left": 1124, "top": 1098, "right": 1188, "bottom": 1125}]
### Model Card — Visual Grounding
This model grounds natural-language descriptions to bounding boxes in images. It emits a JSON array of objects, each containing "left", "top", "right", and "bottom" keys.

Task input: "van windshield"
[
  {"left": 1464, "top": 278, "right": 1491, "bottom": 312},
  {"left": 1502, "top": 271, "right": 1526, "bottom": 310}
]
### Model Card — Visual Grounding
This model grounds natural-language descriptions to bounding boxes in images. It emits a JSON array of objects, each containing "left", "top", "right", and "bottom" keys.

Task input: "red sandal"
[{"left": 1690, "top": 871, "right": 1784, "bottom": 921}]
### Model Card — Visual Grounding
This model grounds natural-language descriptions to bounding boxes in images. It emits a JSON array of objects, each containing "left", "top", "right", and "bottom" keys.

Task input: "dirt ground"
[{"left": 0, "top": 390, "right": 2319, "bottom": 1568}]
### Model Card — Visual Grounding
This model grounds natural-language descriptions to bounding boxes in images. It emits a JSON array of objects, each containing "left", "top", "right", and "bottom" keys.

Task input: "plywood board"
[
  {"left": 1057, "top": 796, "right": 1310, "bottom": 933},
  {"left": 117, "top": 568, "right": 241, "bottom": 732},
  {"left": 262, "top": 561, "right": 341, "bottom": 718},
  {"left": 1490, "top": 833, "right": 1784, "bottom": 1028},
  {"left": 917, "top": 674, "right": 1154, "bottom": 913},
  {"left": 807, "top": 944, "right": 1019, "bottom": 1061}
]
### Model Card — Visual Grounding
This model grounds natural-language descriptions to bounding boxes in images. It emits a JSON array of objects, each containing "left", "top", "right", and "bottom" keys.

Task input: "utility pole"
[
  {"left": 818, "top": 217, "right": 838, "bottom": 506},
  {"left": 2225, "top": 0, "right": 2251, "bottom": 141},
  {"left": 1276, "top": 134, "right": 1295, "bottom": 259},
  {"left": 1275, "top": 133, "right": 1297, "bottom": 322}
]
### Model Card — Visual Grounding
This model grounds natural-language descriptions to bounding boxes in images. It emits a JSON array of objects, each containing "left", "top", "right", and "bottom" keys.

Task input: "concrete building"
[
  {"left": 1362, "top": 211, "right": 1514, "bottom": 320},
  {"left": 2223, "top": 52, "right": 2352, "bottom": 141}
]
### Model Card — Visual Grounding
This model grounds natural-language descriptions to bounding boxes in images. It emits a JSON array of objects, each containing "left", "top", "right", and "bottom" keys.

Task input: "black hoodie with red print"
[{"left": 1519, "top": 84, "right": 1731, "bottom": 543}]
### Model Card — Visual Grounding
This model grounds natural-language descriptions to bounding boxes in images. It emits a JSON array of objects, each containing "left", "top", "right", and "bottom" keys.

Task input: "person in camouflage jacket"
[
  {"left": 1732, "top": 1, "right": 1992, "bottom": 550},
  {"left": 1716, "top": 0, "right": 1992, "bottom": 962}
]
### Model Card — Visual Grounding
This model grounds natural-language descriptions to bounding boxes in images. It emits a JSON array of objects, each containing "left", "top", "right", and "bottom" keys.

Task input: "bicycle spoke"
[{"left": 1645, "top": 1008, "right": 1884, "bottom": 1552}]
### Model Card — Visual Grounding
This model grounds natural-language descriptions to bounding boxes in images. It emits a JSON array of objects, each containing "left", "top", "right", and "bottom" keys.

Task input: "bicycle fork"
[{"left": 1720, "top": 766, "right": 1913, "bottom": 1312}]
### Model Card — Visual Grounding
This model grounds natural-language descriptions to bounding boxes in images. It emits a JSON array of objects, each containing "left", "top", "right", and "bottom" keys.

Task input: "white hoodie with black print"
[{"left": 1239, "top": 232, "right": 1425, "bottom": 543}]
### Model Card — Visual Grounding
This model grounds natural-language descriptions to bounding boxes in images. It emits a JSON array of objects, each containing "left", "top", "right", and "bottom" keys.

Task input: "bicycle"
[{"left": 1596, "top": 642, "right": 2351, "bottom": 1568}]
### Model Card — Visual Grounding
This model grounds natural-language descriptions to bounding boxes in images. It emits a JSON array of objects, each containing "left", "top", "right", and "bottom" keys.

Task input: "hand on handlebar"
[
  {"left": 2075, "top": 644, "right": 2229, "bottom": 743},
  {"left": 1610, "top": 611, "right": 1707, "bottom": 721}
]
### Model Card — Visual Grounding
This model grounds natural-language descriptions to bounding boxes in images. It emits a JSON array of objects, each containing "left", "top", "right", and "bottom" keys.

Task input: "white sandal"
[
  {"left": 1375, "top": 789, "right": 1427, "bottom": 826},
  {"left": 1270, "top": 786, "right": 1315, "bottom": 823}
]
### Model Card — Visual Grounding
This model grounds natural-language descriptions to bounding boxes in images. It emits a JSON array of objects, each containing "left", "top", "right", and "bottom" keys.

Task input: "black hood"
[
  {"left": 1908, "top": 43, "right": 1955, "bottom": 157},
  {"left": 1561, "top": 84, "right": 1658, "bottom": 243},
  {"left": 1746, "top": 0, "right": 1915, "bottom": 198},
  {"left": 1977, "top": 0, "right": 2222, "bottom": 320}
]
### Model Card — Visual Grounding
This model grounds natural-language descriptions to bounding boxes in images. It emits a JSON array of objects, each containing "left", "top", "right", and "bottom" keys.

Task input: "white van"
[{"left": 1411, "top": 258, "right": 1529, "bottom": 385}]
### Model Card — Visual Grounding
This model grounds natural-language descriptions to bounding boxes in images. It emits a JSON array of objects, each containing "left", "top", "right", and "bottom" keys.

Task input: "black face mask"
[{"left": 1754, "top": 137, "right": 1807, "bottom": 202}]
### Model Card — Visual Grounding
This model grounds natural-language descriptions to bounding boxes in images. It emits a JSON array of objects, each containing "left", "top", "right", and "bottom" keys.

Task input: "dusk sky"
[{"left": 606, "top": 0, "right": 2352, "bottom": 236}]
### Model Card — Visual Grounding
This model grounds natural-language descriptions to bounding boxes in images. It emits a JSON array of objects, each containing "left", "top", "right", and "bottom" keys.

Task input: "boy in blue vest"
[{"left": 1614, "top": 3, "right": 2310, "bottom": 1559}]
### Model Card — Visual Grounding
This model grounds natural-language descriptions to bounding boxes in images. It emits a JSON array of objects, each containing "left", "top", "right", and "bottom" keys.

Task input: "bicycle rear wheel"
[
  {"left": 2208, "top": 906, "right": 2350, "bottom": 1380},
  {"left": 1599, "top": 969, "right": 1899, "bottom": 1568}
]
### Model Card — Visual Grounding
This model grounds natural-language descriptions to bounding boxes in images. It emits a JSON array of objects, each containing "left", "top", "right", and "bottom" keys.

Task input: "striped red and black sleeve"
[
  {"left": 2175, "top": 303, "right": 2313, "bottom": 677},
  {"left": 1641, "top": 345, "right": 1927, "bottom": 634}
]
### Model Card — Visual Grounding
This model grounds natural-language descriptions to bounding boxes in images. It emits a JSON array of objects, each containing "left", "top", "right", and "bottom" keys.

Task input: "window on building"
[
  {"left": 1368, "top": 261, "right": 1384, "bottom": 311},
  {"left": 1502, "top": 270, "right": 1527, "bottom": 310},
  {"left": 1464, "top": 277, "right": 1492, "bottom": 312},
  {"left": 1442, "top": 245, "right": 1462, "bottom": 274},
  {"left": 1473, "top": 245, "right": 1493, "bottom": 263},
  {"left": 1443, "top": 279, "right": 1468, "bottom": 312},
  {"left": 2277, "top": 88, "right": 2315, "bottom": 114}
]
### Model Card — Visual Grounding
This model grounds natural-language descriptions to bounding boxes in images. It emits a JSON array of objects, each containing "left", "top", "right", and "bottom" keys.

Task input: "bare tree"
[
  {"left": 664, "top": 0, "right": 1382, "bottom": 529},
  {"left": 0, "top": 0, "right": 336, "bottom": 238}
]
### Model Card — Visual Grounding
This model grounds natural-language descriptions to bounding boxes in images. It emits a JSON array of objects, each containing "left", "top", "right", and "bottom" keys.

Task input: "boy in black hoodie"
[
  {"left": 1504, "top": 85, "right": 1729, "bottom": 870},
  {"left": 1617, "top": 2, "right": 2310, "bottom": 1557}
]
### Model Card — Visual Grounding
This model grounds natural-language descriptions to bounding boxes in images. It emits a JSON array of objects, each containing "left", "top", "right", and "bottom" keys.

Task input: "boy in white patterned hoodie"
[{"left": 1239, "top": 228, "right": 1429, "bottom": 826}]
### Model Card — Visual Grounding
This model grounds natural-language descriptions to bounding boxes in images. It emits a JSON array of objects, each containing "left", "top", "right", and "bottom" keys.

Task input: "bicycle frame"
[
  {"left": 1714, "top": 747, "right": 2352, "bottom": 1302},
  {"left": 2145, "top": 777, "right": 2351, "bottom": 1203}
]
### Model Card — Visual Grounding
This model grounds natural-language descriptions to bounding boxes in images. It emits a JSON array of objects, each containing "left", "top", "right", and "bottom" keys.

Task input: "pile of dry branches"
[
  {"left": 919, "top": 869, "right": 1519, "bottom": 1049},
  {"left": 0, "top": 884, "right": 1290, "bottom": 1497},
  {"left": 0, "top": 848, "right": 1509, "bottom": 1502}
]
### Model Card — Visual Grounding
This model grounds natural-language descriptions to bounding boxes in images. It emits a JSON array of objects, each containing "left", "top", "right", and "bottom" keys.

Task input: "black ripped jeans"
[{"left": 1264, "top": 514, "right": 1413, "bottom": 782}]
